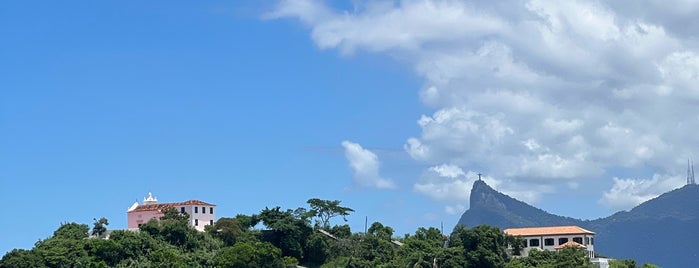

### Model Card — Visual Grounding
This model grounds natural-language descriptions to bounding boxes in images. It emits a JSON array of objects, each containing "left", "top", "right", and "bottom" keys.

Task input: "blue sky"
[{"left": 3, "top": 0, "right": 699, "bottom": 254}]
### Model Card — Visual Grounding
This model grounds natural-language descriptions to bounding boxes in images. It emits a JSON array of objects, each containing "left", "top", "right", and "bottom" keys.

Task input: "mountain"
[{"left": 456, "top": 180, "right": 699, "bottom": 268}]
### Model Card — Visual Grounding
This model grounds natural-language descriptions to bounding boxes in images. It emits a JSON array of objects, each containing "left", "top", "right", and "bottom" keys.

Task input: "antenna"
[
  {"left": 688, "top": 159, "right": 696, "bottom": 185},
  {"left": 693, "top": 160, "right": 696, "bottom": 185},
  {"left": 364, "top": 216, "right": 368, "bottom": 235}
]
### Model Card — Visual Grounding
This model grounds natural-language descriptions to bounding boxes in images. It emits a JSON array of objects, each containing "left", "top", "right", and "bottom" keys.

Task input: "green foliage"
[
  {"left": 505, "top": 235, "right": 526, "bottom": 256},
  {"left": 35, "top": 237, "right": 90, "bottom": 267},
  {"left": 205, "top": 217, "right": 243, "bottom": 246},
  {"left": 304, "top": 232, "right": 330, "bottom": 266},
  {"left": 505, "top": 247, "right": 590, "bottom": 268},
  {"left": 450, "top": 224, "right": 509, "bottom": 268},
  {"left": 233, "top": 213, "right": 260, "bottom": 230},
  {"left": 609, "top": 259, "right": 638, "bottom": 268},
  {"left": 2, "top": 198, "right": 657, "bottom": 268},
  {"left": 367, "top": 222, "right": 394, "bottom": 240},
  {"left": 214, "top": 241, "right": 286, "bottom": 268},
  {"left": 160, "top": 207, "right": 189, "bottom": 223},
  {"left": 356, "top": 223, "right": 396, "bottom": 265},
  {"left": 330, "top": 224, "right": 352, "bottom": 238},
  {"left": 608, "top": 259, "right": 661, "bottom": 268},
  {"left": 91, "top": 217, "right": 109, "bottom": 238},
  {"left": 259, "top": 206, "right": 313, "bottom": 261},
  {"left": 0, "top": 249, "right": 44, "bottom": 268},
  {"left": 53, "top": 222, "right": 89, "bottom": 240},
  {"left": 85, "top": 238, "right": 122, "bottom": 266}
]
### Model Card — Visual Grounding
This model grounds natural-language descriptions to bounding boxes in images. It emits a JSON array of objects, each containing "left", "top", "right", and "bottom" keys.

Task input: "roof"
[
  {"left": 554, "top": 241, "right": 587, "bottom": 250},
  {"left": 503, "top": 226, "right": 595, "bottom": 236},
  {"left": 317, "top": 229, "right": 338, "bottom": 240},
  {"left": 128, "top": 200, "right": 215, "bottom": 213}
]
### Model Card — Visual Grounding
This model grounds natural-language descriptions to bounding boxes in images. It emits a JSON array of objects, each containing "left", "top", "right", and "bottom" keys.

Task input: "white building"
[
  {"left": 126, "top": 192, "right": 216, "bottom": 232},
  {"left": 504, "top": 225, "right": 595, "bottom": 258}
]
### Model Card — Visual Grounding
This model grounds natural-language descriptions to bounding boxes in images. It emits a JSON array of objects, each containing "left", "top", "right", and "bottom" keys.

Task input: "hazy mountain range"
[{"left": 457, "top": 180, "right": 699, "bottom": 267}]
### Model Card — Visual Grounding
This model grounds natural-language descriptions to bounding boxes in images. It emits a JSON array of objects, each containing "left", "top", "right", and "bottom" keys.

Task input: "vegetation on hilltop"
[{"left": 1, "top": 198, "right": 657, "bottom": 268}]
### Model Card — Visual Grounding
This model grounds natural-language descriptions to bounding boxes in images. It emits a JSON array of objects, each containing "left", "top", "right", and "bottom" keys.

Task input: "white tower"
[{"left": 143, "top": 192, "right": 158, "bottom": 204}]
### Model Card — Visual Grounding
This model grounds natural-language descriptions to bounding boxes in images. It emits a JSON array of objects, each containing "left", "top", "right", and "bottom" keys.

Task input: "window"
[
  {"left": 210, "top": 220, "right": 214, "bottom": 226},
  {"left": 544, "top": 238, "right": 554, "bottom": 246},
  {"left": 585, "top": 237, "right": 589, "bottom": 245},
  {"left": 529, "top": 239, "right": 540, "bottom": 247},
  {"left": 194, "top": 207, "right": 198, "bottom": 213},
  {"left": 202, "top": 206, "right": 206, "bottom": 214},
  {"left": 573, "top": 237, "right": 583, "bottom": 244},
  {"left": 195, "top": 219, "right": 199, "bottom": 226},
  {"left": 558, "top": 238, "right": 568, "bottom": 245},
  {"left": 590, "top": 238, "right": 594, "bottom": 245},
  {"left": 181, "top": 207, "right": 185, "bottom": 213},
  {"left": 210, "top": 207, "right": 213, "bottom": 214}
]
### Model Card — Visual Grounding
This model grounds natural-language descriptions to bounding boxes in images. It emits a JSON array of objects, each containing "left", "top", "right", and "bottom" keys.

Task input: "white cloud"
[
  {"left": 600, "top": 174, "right": 685, "bottom": 210},
  {"left": 275, "top": 0, "right": 699, "bottom": 210},
  {"left": 414, "top": 164, "right": 475, "bottom": 202},
  {"left": 413, "top": 164, "right": 547, "bottom": 205},
  {"left": 341, "top": 140, "right": 396, "bottom": 189}
]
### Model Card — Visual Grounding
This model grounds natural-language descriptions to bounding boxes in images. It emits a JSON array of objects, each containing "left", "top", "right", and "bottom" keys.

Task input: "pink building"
[{"left": 127, "top": 192, "right": 217, "bottom": 232}]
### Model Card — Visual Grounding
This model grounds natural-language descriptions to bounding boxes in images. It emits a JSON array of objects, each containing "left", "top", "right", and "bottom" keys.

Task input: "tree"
[
  {"left": 306, "top": 198, "right": 354, "bottom": 229},
  {"left": 35, "top": 236, "right": 91, "bottom": 267},
  {"left": 504, "top": 234, "right": 526, "bottom": 256},
  {"left": 304, "top": 232, "right": 329, "bottom": 266},
  {"left": 367, "top": 222, "right": 393, "bottom": 240},
  {"left": 450, "top": 225, "right": 508, "bottom": 268},
  {"left": 329, "top": 224, "right": 352, "bottom": 239},
  {"left": 392, "top": 227, "right": 449, "bottom": 267},
  {"left": 53, "top": 222, "right": 89, "bottom": 240},
  {"left": 205, "top": 217, "right": 243, "bottom": 246},
  {"left": 160, "top": 207, "right": 189, "bottom": 223},
  {"left": 91, "top": 217, "right": 109, "bottom": 238},
  {"left": 0, "top": 249, "right": 44, "bottom": 268},
  {"left": 259, "top": 206, "right": 313, "bottom": 261},
  {"left": 505, "top": 247, "right": 591, "bottom": 268},
  {"left": 85, "top": 238, "right": 122, "bottom": 266},
  {"left": 214, "top": 242, "right": 286, "bottom": 268},
  {"left": 234, "top": 213, "right": 260, "bottom": 230}
]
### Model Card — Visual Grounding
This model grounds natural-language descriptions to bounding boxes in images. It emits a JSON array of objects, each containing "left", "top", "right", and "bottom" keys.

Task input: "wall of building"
[
  {"left": 519, "top": 234, "right": 595, "bottom": 258},
  {"left": 127, "top": 210, "right": 164, "bottom": 230},
  {"left": 127, "top": 199, "right": 217, "bottom": 232},
  {"left": 178, "top": 205, "right": 216, "bottom": 231}
]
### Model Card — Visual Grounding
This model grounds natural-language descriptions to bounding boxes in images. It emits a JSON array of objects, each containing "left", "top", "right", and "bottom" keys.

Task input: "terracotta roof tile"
[
  {"left": 128, "top": 200, "right": 215, "bottom": 213},
  {"left": 554, "top": 241, "right": 587, "bottom": 250},
  {"left": 503, "top": 226, "right": 595, "bottom": 236}
]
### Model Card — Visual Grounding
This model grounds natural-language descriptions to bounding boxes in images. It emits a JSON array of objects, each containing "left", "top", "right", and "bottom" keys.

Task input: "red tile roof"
[
  {"left": 128, "top": 200, "right": 215, "bottom": 213},
  {"left": 554, "top": 241, "right": 587, "bottom": 250},
  {"left": 503, "top": 226, "right": 595, "bottom": 236}
]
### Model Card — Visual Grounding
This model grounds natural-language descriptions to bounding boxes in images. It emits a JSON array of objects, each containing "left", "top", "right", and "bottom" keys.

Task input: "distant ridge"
[{"left": 456, "top": 180, "right": 699, "bottom": 268}]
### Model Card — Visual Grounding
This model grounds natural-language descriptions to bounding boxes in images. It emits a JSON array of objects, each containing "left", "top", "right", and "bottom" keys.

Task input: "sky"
[{"left": 2, "top": 0, "right": 699, "bottom": 254}]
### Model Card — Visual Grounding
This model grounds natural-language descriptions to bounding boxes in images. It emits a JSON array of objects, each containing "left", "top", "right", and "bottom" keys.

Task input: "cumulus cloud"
[
  {"left": 341, "top": 140, "right": 396, "bottom": 189},
  {"left": 413, "top": 164, "right": 475, "bottom": 202},
  {"left": 274, "top": 0, "right": 699, "bottom": 209},
  {"left": 600, "top": 174, "right": 685, "bottom": 210}
]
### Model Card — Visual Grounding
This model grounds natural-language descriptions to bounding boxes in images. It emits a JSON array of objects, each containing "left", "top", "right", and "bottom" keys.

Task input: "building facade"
[
  {"left": 127, "top": 192, "right": 216, "bottom": 232},
  {"left": 504, "top": 225, "right": 595, "bottom": 258}
]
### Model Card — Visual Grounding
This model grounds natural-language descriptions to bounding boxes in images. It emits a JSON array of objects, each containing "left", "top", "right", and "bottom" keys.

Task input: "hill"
[{"left": 456, "top": 180, "right": 699, "bottom": 268}]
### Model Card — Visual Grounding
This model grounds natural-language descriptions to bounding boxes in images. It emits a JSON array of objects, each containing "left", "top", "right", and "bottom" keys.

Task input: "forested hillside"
[{"left": 1, "top": 198, "right": 650, "bottom": 268}]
